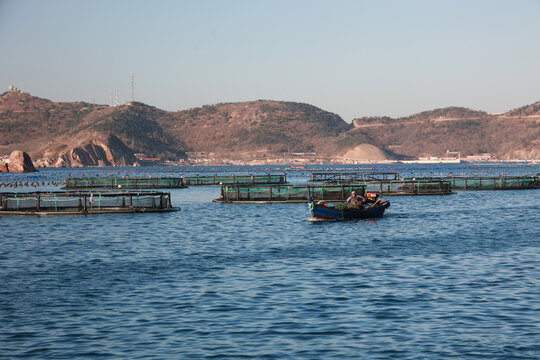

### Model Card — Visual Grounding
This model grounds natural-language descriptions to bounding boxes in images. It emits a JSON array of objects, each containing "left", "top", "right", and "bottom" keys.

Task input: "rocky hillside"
[
  {"left": 163, "top": 100, "right": 351, "bottom": 156},
  {"left": 0, "top": 91, "right": 352, "bottom": 165},
  {"left": 0, "top": 88, "right": 538, "bottom": 165},
  {"left": 37, "top": 133, "right": 138, "bottom": 168},
  {"left": 505, "top": 101, "right": 540, "bottom": 117},
  {"left": 0, "top": 90, "right": 182, "bottom": 166},
  {"left": 351, "top": 105, "right": 540, "bottom": 160}
]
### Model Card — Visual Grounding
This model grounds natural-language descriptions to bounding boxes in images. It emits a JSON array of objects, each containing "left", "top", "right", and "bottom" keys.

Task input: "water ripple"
[{"left": 1, "top": 167, "right": 539, "bottom": 359}]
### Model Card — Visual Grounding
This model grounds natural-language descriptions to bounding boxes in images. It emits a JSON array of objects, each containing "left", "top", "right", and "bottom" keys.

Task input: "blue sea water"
[{"left": 1, "top": 164, "right": 539, "bottom": 359}]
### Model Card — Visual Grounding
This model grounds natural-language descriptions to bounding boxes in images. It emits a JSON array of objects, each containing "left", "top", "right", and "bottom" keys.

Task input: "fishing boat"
[{"left": 308, "top": 195, "right": 390, "bottom": 220}]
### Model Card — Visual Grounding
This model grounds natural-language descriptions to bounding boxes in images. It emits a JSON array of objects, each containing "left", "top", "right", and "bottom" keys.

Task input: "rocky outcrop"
[
  {"left": 50, "top": 134, "right": 138, "bottom": 168},
  {"left": 0, "top": 151, "right": 37, "bottom": 172}
]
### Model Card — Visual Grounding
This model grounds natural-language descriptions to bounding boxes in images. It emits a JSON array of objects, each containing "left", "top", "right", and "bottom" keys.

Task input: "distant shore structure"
[
  {"left": 7, "top": 85, "right": 23, "bottom": 93},
  {"left": 107, "top": 73, "right": 133, "bottom": 107}
]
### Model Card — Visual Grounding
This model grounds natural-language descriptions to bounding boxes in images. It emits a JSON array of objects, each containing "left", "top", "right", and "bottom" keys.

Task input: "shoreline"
[{"left": 22, "top": 158, "right": 537, "bottom": 170}]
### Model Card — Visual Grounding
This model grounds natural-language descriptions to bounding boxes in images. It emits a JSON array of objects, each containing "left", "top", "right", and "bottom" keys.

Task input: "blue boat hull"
[{"left": 308, "top": 198, "right": 390, "bottom": 220}]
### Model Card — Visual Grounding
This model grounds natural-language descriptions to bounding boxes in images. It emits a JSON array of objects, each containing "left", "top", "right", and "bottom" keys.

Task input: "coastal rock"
[
  {"left": 51, "top": 133, "right": 138, "bottom": 168},
  {"left": 33, "top": 157, "right": 55, "bottom": 168},
  {"left": 0, "top": 161, "right": 8, "bottom": 172},
  {"left": 6, "top": 151, "right": 37, "bottom": 172}
]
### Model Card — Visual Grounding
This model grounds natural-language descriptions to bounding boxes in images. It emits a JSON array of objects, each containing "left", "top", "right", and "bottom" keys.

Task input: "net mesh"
[
  {"left": 65, "top": 178, "right": 185, "bottom": 189},
  {"left": 447, "top": 176, "right": 538, "bottom": 190},
  {"left": 65, "top": 175, "right": 286, "bottom": 188},
  {"left": 0, "top": 192, "right": 172, "bottom": 212},
  {"left": 184, "top": 175, "right": 286, "bottom": 185},
  {"left": 221, "top": 184, "right": 366, "bottom": 201}
]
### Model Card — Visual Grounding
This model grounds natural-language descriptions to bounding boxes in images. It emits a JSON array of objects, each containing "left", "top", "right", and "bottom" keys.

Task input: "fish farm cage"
[
  {"left": 310, "top": 172, "right": 400, "bottom": 183},
  {"left": 64, "top": 177, "right": 187, "bottom": 189},
  {"left": 63, "top": 174, "right": 287, "bottom": 189},
  {"left": 411, "top": 175, "right": 540, "bottom": 191},
  {"left": 323, "top": 179, "right": 453, "bottom": 196},
  {"left": 183, "top": 174, "right": 287, "bottom": 186},
  {"left": 0, "top": 191, "right": 178, "bottom": 215},
  {"left": 214, "top": 184, "right": 367, "bottom": 203}
]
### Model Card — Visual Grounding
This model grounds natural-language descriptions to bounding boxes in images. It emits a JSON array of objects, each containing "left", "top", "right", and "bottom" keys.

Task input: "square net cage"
[
  {"left": 448, "top": 176, "right": 540, "bottom": 190},
  {"left": 311, "top": 172, "right": 400, "bottom": 182},
  {"left": 0, "top": 191, "right": 173, "bottom": 213},
  {"left": 184, "top": 174, "right": 286, "bottom": 186},
  {"left": 360, "top": 179, "right": 452, "bottom": 195},
  {"left": 219, "top": 184, "right": 367, "bottom": 202},
  {"left": 64, "top": 178, "right": 186, "bottom": 189}
]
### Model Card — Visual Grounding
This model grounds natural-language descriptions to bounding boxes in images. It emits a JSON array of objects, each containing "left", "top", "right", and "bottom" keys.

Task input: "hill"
[
  {"left": 0, "top": 90, "right": 185, "bottom": 166},
  {"left": 0, "top": 88, "right": 538, "bottom": 165},
  {"left": 351, "top": 105, "right": 539, "bottom": 160},
  {"left": 0, "top": 91, "right": 353, "bottom": 165},
  {"left": 162, "top": 100, "right": 351, "bottom": 156},
  {"left": 505, "top": 100, "right": 540, "bottom": 117}
]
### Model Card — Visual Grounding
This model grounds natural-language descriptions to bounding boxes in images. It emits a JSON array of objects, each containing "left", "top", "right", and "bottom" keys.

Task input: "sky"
[{"left": 1, "top": 0, "right": 540, "bottom": 121}]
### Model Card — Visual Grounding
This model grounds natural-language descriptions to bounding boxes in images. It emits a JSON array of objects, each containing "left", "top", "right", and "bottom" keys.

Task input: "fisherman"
[{"left": 346, "top": 191, "right": 363, "bottom": 205}]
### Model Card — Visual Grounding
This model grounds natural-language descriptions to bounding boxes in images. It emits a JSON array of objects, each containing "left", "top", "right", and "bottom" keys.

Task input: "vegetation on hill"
[
  {"left": 349, "top": 105, "right": 539, "bottom": 159},
  {"left": 401, "top": 106, "right": 488, "bottom": 121},
  {"left": 505, "top": 101, "right": 540, "bottom": 117},
  {"left": 353, "top": 106, "right": 488, "bottom": 127},
  {"left": 0, "top": 90, "right": 538, "bottom": 163},
  {"left": 161, "top": 100, "right": 351, "bottom": 155},
  {"left": 90, "top": 105, "right": 183, "bottom": 159}
]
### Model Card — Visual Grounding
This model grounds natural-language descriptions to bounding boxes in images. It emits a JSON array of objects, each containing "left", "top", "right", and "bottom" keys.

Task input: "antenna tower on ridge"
[{"left": 131, "top": 72, "right": 134, "bottom": 102}]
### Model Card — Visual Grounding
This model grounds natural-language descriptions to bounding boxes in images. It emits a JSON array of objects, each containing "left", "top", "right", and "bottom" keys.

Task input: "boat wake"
[{"left": 304, "top": 217, "right": 338, "bottom": 222}]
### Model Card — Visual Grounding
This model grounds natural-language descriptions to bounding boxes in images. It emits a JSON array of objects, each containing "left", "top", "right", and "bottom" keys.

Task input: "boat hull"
[{"left": 308, "top": 199, "right": 390, "bottom": 220}]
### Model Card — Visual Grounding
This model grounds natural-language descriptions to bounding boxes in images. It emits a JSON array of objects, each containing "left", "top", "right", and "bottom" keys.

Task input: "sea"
[{"left": 1, "top": 163, "right": 539, "bottom": 359}]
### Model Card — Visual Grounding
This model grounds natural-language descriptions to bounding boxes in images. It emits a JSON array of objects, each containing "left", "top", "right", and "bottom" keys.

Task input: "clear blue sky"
[{"left": 1, "top": 0, "right": 539, "bottom": 121}]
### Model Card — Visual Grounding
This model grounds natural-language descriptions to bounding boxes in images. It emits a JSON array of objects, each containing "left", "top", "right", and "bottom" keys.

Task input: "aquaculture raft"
[
  {"left": 357, "top": 179, "right": 452, "bottom": 196},
  {"left": 317, "top": 179, "right": 452, "bottom": 196},
  {"left": 416, "top": 175, "right": 540, "bottom": 191},
  {"left": 213, "top": 184, "right": 367, "bottom": 203},
  {"left": 183, "top": 174, "right": 287, "bottom": 186},
  {"left": 63, "top": 174, "right": 287, "bottom": 188},
  {"left": 0, "top": 191, "right": 178, "bottom": 215},
  {"left": 310, "top": 172, "right": 400, "bottom": 183},
  {"left": 64, "top": 177, "right": 188, "bottom": 189}
]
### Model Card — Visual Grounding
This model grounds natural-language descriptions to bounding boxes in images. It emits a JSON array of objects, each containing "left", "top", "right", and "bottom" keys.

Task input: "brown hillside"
[
  {"left": 351, "top": 106, "right": 539, "bottom": 159},
  {"left": 1, "top": 89, "right": 538, "bottom": 164},
  {"left": 160, "top": 100, "right": 351, "bottom": 155},
  {"left": 353, "top": 106, "right": 488, "bottom": 127},
  {"left": 505, "top": 101, "right": 540, "bottom": 117},
  {"left": 0, "top": 91, "right": 184, "bottom": 163},
  {"left": 0, "top": 92, "right": 352, "bottom": 163}
]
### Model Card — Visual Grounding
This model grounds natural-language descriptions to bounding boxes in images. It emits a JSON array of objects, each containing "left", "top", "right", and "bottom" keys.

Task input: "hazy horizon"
[{"left": 1, "top": 0, "right": 539, "bottom": 121}]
